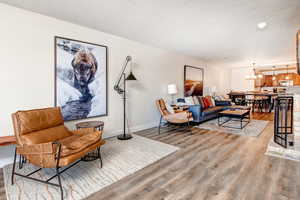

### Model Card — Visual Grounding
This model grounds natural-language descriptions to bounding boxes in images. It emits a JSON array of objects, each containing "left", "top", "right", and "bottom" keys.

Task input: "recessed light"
[{"left": 257, "top": 22, "right": 267, "bottom": 30}]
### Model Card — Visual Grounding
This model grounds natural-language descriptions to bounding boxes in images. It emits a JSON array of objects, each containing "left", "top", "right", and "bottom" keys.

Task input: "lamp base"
[{"left": 117, "top": 134, "right": 133, "bottom": 140}]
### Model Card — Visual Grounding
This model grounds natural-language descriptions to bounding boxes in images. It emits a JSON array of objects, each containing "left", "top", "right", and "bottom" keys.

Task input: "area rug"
[
  {"left": 196, "top": 119, "right": 269, "bottom": 137},
  {"left": 3, "top": 135, "right": 179, "bottom": 200},
  {"left": 265, "top": 135, "right": 300, "bottom": 162}
]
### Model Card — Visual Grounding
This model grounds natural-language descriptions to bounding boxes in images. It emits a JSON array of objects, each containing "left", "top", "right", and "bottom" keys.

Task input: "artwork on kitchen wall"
[
  {"left": 184, "top": 65, "right": 204, "bottom": 97},
  {"left": 54, "top": 36, "right": 108, "bottom": 121},
  {"left": 297, "top": 30, "right": 300, "bottom": 74}
]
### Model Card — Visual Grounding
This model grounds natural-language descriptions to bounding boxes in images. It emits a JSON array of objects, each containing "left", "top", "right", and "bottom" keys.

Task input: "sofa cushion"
[
  {"left": 59, "top": 131, "right": 100, "bottom": 157},
  {"left": 202, "top": 106, "right": 225, "bottom": 116},
  {"left": 21, "top": 125, "right": 72, "bottom": 145},
  {"left": 215, "top": 100, "right": 232, "bottom": 106},
  {"left": 15, "top": 107, "right": 64, "bottom": 135}
]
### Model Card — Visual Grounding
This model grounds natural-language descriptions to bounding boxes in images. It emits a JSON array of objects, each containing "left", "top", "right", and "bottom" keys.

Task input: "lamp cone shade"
[{"left": 126, "top": 71, "right": 137, "bottom": 80}]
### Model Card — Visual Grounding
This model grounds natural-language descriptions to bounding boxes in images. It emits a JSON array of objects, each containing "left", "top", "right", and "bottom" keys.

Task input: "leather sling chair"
[
  {"left": 11, "top": 107, "right": 105, "bottom": 200},
  {"left": 156, "top": 99, "right": 193, "bottom": 134}
]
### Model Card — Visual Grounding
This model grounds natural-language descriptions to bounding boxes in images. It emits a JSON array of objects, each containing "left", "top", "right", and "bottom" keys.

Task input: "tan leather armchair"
[
  {"left": 11, "top": 107, "right": 105, "bottom": 200},
  {"left": 156, "top": 99, "right": 193, "bottom": 134}
]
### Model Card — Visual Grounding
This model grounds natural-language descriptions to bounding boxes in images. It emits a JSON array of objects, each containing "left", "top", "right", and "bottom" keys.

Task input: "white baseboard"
[
  {"left": 103, "top": 121, "right": 157, "bottom": 138},
  {"left": 0, "top": 122, "right": 158, "bottom": 168}
]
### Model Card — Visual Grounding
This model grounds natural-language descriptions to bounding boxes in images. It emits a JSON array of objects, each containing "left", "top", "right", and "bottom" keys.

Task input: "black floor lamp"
[{"left": 114, "top": 56, "right": 137, "bottom": 140}]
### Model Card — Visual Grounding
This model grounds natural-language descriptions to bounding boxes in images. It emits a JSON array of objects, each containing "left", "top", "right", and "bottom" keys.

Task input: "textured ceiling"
[{"left": 1, "top": 0, "right": 300, "bottom": 66}]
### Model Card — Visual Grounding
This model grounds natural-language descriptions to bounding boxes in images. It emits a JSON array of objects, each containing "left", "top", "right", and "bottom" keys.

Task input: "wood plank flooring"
[{"left": 2, "top": 112, "right": 300, "bottom": 200}]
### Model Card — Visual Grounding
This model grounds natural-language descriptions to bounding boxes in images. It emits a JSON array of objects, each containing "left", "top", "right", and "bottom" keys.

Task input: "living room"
[{"left": 0, "top": 1, "right": 300, "bottom": 200}]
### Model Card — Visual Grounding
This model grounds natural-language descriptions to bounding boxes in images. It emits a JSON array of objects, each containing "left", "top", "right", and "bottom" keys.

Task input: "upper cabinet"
[
  {"left": 254, "top": 73, "right": 300, "bottom": 87},
  {"left": 254, "top": 65, "right": 299, "bottom": 88},
  {"left": 264, "top": 75, "right": 273, "bottom": 87}
]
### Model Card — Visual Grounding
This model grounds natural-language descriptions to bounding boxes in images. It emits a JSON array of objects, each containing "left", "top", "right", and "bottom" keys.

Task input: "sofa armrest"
[
  {"left": 215, "top": 100, "right": 232, "bottom": 106},
  {"left": 188, "top": 105, "right": 202, "bottom": 122}
]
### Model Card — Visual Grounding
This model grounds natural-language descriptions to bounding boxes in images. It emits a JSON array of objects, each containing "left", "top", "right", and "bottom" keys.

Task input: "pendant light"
[
  {"left": 245, "top": 63, "right": 257, "bottom": 80},
  {"left": 272, "top": 66, "right": 276, "bottom": 81},
  {"left": 285, "top": 65, "right": 289, "bottom": 80}
]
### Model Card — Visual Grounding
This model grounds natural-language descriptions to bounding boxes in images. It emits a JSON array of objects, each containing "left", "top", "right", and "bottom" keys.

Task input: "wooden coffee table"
[{"left": 218, "top": 110, "right": 250, "bottom": 129}]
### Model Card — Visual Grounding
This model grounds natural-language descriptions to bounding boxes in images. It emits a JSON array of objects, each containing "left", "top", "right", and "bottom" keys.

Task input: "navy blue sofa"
[{"left": 188, "top": 100, "right": 232, "bottom": 123}]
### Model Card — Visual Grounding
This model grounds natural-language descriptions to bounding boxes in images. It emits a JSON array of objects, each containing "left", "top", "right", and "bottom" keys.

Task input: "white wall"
[
  {"left": 230, "top": 67, "right": 255, "bottom": 91},
  {"left": 205, "top": 66, "right": 231, "bottom": 95},
  {"left": 0, "top": 4, "right": 228, "bottom": 167}
]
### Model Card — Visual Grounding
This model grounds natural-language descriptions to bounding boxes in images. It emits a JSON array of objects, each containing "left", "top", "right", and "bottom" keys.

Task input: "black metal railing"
[{"left": 274, "top": 96, "right": 293, "bottom": 148}]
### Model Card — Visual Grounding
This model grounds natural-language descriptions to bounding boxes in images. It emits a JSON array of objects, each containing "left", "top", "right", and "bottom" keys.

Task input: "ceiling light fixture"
[
  {"left": 285, "top": 65, "right": 289, "bottom": 80},
  {"left": 245, "top": 63, "right": 257, "bottom": 80},
  {"left": 257, "top": 22, "right": 267, "bottom": 30},
  {"left": 272, "top": 66, "right": 276, "bottom": 81}
]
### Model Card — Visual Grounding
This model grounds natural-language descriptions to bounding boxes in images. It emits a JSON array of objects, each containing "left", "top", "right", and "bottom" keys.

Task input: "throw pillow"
[
  {"left": 206, "top": 96, "right": 215, "bottom": 107},
  {"left": 177, "top": 98, "right": 185, "bottom": 103},
  {"left": 193, "top": 96, "right": 200, "bottom": 105},
  {"left": 197, "top": 96, "right": 205, "bottom": 109},
  {"left": 184, "top": 96, "right": 195, "bottom": 106},
  {"left": 214, "top": 96, "right": 222, "bottom": 101},
  {"left": 202, "top": 97, "right": 210, "bottom": 109}
]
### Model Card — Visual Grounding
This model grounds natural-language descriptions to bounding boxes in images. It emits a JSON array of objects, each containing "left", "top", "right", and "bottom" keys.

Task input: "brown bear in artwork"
[{"left": 71, "top": 49, "right": 98, "bottom": 101}]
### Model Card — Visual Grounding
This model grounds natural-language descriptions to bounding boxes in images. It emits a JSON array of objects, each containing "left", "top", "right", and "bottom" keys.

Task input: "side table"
[
  {"left": 76, "top": 121, "right": 104, "bottom": 131},
  {"left": 75, "top": 121, "right": 104, "bottom": 162}
]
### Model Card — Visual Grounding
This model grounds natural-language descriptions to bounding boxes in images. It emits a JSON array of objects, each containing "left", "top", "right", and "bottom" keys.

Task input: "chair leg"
[
  {"left": 11, "top": 147, "right": 17, "bottom": 185},
  {"left": 158, "top": 115, "right": 162, "bottom": 135},
  {"left": 97, "top": 147, "right": 103, "bottom": 168},
  {"left": 56, "top": 167, "right": 64, "bottom": 200},
  {"left": 187, "top": 121, "right": 192, "bottom": 135},
  {"left": 259, "top": 101, "right": 263, "bottom": 112},
  {"left": 19, "top": 155, "right": 25, "bottom": 169}
]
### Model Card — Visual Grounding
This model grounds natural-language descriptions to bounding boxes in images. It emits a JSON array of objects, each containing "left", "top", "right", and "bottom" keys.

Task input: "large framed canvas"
[
  {"left": 297, "top": 31, "right": 300, "bottom": 74},
  {"left": 184, "top": 65, "right": 204, "bottom": 97},
  {"left": 55, "top": 36, "right": 108, "bottom": 121}
]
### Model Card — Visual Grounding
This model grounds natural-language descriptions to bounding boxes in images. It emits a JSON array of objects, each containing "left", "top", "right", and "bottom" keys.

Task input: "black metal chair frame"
[
  {"left": 11, "top": 142, "right": 103, "bottom": 200},
  {"left": 158, "top": 115, "right": 192, "bottom": 135}
]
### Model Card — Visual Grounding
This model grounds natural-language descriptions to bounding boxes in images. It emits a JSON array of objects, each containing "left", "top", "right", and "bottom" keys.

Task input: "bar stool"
[
  {"left": 253, "top": 96, "right": 263, "bottom": 112},
  {"left": 253, "top": 96, "right": 269, "bottom": 112},
  {"left": 245, "top": 95, "right": 255, "bottom": 112}
]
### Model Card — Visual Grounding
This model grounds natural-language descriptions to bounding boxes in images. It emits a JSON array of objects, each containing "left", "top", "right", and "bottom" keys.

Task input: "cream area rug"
[
  {"left": 196, "top": 119, "right": 269, "bottom": 137},
  {"left": 3, "top": 135, "right": 179, "bottom": 200}
]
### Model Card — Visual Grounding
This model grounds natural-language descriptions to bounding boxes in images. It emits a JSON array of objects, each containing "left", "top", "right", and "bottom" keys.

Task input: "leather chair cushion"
[
  {"left": 59, "top": 140, "right": 105, "bottom": 167},
  {"left": 164, "top": 112, "right": 193, "bottom": 124},
  {"left": 59, "top": 131, "right": 100, "bottom": 157},
  {"left": 21, "top": 125, "right": 72, "bottom": 145},
  {"left": 16, "top": 107, "right": 64, "bottom": 135}
]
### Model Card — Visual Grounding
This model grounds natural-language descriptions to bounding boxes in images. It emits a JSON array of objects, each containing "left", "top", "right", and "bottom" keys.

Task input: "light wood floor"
[{"left": 2, "top": 113, "right": 300, "bottom": 200}]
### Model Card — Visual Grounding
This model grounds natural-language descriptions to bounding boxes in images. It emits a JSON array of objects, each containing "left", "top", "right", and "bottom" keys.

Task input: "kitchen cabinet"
[
  {"left": 254, "top": 73, "right": 300, "bottom": 88},
  {"left": 263, "top": 75, "right": 273, "bottom": 87}
]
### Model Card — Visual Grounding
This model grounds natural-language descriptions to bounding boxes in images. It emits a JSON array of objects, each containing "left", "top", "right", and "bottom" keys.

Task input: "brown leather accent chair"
[
  {"left": 156, "top": 99, "right": 193, "bottom": 134},
  {"left": 11, "top": 107, "right": 105, "bottom": 200}
]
